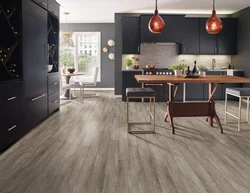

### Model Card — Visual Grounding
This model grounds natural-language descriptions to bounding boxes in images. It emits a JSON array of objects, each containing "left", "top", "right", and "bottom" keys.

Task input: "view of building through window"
[{"left": 60, "top": 32, "right": 101, "bottom": 82}]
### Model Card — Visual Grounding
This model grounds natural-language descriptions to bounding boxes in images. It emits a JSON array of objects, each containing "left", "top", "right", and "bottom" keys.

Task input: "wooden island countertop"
[{"left": 134, "top": 75, "right": 250, "bottom": 84}]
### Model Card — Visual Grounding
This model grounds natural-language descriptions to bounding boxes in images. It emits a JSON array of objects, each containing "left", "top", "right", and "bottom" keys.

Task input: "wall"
[
  {"left": 232, "top": 6, "right": 250, "bottom": 86},
  {"left": 122, "top": 44, "right": 232, "bottom": 70},
  {"left": 60, "top": 23, "right": 115, "bottom": 88}
]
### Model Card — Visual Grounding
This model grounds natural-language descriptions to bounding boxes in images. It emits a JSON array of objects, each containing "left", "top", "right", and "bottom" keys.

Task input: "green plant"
[
  {"left": 60, "top": 50, "right": 74, "bottom": 67},
  {"left": 125, "top": 59, "right": 133, "bottom": 67},
  {"left": 169, "top": 60, "right": 187, "bottom": 70},
  {"left": 198, "top": 65, "right": 208, "bottom": 72},
  {"left": 68, "top": 66, "right": 75, "bottom": 70}
]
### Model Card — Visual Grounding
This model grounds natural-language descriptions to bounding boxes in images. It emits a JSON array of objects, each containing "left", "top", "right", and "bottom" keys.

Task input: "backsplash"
[{"left": 122, "top": 44, "right": 232, "bottom": 70}]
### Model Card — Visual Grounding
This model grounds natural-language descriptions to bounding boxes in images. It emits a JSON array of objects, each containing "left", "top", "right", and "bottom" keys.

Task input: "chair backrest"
[{"left": 92, "top": 67, "right": 99, "bottom": 85}]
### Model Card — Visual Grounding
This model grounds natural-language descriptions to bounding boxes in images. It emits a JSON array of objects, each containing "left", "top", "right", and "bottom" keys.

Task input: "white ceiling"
[{"left": 57, "top": 0, "right": 250, "bottom": 23}]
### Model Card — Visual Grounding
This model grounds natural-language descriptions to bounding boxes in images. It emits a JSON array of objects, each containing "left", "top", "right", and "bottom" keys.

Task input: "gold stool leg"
[
  {"left": 127, "top": 97, "right": 129, "bottom": 132},
  {"left": 225, "top": 92, "right": 228, "bottom": 123},
  {"left": 153, "top": 97, "right": 155, "bottom": 132},
  {"left": 247, "top": 97, "right": 250, "bottom": 122},
  {"left": 238, "top": 97, "right": 242, "bottom": 131}
]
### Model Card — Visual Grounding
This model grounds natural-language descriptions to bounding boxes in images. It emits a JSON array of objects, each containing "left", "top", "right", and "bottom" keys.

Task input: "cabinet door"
[
  {"left": 218, "top": 18, "right": 237, "bottom": 55},
  {"left": 179, "top": 18, "right": 199, "bottom": 54},
  {"left": 122, "top": 17, "right": 140, "bottom": 54},
  {"left": 48, "top": 0, "right": 59, "bottom": 18},
  {"left": 199, "top": 19, "right": 218, "bottom": 54},
  {"left": 32, "top": 0, "right": 48, "bottom": 9},
  {"left": 122, "top": 71, "right": 142, "bottom": 101},
  {"left": 140, "top": 15, "right": 184, "bottom": 43},
  {"left": 23, "top": 0, "right": 48, "bottom": 97},
  {"left": 186, "top": 83, "right": 204, "bottom": 101}
]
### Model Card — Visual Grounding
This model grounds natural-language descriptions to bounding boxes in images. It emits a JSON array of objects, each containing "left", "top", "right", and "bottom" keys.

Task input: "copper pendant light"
[
  {"left": 206, "top": 0, "right": 223, "bottom": 34},
  {"left": 148, "top": 0, "right": 165, "bottom": 34}
]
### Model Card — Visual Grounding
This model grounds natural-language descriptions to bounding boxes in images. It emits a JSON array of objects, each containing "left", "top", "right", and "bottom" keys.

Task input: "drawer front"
[
  {"left": 48, "top": 91, "right": 59, "bottom": 114},
  {"left": 48, "top": 74, "right": 59, "bottom": 95},
  {"left": 48, "top": 0, "right": 59, "bottom": 17},
  {"left": 24, "top": 92, "right": 48, "bottom": 130},
  {"left": 32, "top": 0, "right": 48, "bottom": 9}
]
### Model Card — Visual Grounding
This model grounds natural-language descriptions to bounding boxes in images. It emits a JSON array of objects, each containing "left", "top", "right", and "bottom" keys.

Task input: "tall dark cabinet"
[{"left": 0, "top": 0, "right": 60, "bottom": 152}]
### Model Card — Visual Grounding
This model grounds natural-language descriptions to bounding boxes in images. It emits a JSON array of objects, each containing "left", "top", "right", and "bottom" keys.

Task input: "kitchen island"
[{"left": 135, "top": 75, "right": 250, "bottom": 134}]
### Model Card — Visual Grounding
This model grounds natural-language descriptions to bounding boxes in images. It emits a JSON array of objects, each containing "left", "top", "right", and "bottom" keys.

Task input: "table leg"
[
  {"left": 168, "top": 84, "right": 176, "bottom": 134},
  {"left": 60, "top": 76, "right": 77, "bottom": 100}
]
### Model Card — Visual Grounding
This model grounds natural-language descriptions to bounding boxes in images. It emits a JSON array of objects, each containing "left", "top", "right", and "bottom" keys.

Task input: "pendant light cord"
[
  {"left": 213, "top": 0, "right": 215, "bottom": 11},
  {"left": 156, "top": 0, "right": 158, "bottom": 11}
]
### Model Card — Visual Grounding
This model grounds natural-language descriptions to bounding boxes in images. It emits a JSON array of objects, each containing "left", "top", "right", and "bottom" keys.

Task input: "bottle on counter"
[
  {"left": 228, "top": 63, "right": 232, "bottom": 69},
  {"left": 192, "top": 61, "right": 198, "bottom": 74}
]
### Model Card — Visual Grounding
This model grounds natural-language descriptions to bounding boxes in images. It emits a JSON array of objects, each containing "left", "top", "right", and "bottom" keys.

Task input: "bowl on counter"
[
  {"left": 146, "top": 65, "right": 155, "bottom": 69},
  {"left": 48, "top": 65, "right": 53, "bottom": 72}
]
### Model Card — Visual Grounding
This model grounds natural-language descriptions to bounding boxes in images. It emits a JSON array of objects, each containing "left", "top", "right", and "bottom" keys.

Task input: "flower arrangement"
[
  {"left": 169, "top": 60, "right": 187, "bottom": 70},
  {"left": 198, "top": 65, "right": 208, "bottom": 72}
]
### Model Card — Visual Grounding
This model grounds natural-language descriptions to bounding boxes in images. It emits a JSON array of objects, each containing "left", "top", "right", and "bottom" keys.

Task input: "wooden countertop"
[{"left": 134, "top": 75, "right": 250, "bottom": 84}]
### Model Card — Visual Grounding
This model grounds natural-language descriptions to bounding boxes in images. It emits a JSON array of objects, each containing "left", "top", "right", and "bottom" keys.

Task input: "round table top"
[{"left": 62, "top": 72, "right": 84, "bottom": 76}]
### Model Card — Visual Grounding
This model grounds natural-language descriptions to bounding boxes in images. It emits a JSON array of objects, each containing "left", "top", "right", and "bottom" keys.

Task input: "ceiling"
[{"left": 57, "top": 0, "right": 250, "bottom": 23}]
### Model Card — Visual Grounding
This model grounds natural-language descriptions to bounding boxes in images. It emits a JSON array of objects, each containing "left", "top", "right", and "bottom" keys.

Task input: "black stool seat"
[
  {"left": 126, "top": 88, "right": 155, "bottom": 97},
  {"left": 226, "top": 88, "right": 250, "bottom": 97}
]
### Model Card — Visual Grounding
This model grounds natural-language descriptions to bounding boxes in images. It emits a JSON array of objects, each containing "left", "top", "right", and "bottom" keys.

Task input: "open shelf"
[
  {"left": 47, "top": 13, "right": 59, "bottom": 74},
  {"left": 0, "top": 1, "right": 21, "bottom": 85}
]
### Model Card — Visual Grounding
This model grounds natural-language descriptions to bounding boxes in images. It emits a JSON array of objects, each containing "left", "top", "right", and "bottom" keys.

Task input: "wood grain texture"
[
  {"left": 135, "top": 75, "right": 250, "bottom": 84},
  {"left": 0, "top": 91, "right": 250, "bottom": 193}
]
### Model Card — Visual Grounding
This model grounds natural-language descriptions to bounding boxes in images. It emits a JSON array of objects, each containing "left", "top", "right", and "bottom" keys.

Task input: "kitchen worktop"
[{"left": 121, "top": 69, "right": 143, "bottom": 71}]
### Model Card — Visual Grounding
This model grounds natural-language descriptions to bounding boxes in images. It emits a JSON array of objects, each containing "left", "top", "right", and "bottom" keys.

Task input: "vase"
[
  {"left": 199, "top": 71, "right": 206, "bottom": 77},
  {"left": 174, "top": 70, "right": 183, "bottom": 77},
  {"left": 63, "top": 65, "right": 67, "bottom": 74},
  {"left": 126, "top": 66, "right": 132, "bottom": 70}
]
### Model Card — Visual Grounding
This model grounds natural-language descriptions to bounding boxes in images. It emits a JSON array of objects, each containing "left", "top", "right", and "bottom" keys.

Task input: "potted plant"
[
  {"left": 60, "top": 52, "right": 72, "bottom": 74},
  {"left": 169, "top": 60, "right": 187, "bottom": 77},
  {"left": 198, "top": 65, "right": 208, "bottom": 77},
  {"left": 125, "top": 58, "right": 133, "bottom": 70}
]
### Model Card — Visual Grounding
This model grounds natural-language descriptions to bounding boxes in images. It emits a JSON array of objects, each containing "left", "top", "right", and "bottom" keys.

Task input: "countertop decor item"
[
  {"left": 102, "top": 46, "right": 108, "bottom": 53},
  {"left": 169, "top": 60, "right": 187, "bottom": 77},
  {"left": 146, "top": 65, "right": 155, "bottom": 69},
  {"left": 107, "top": 39, "right": 115, "bottom": 47},
  {"left": 67, "top": 66, "right": 75, "bottom": 73},
  {"left": 148, "top": 0, "right": 165, "bottom": 34},
  {"left": 48, "top": 65, "right": 53, "bottom": 72},
  {"left": 198, "top": 65, "right": 208, "bottom": 77},
  {"left": 125, "top": 59, "right": 133, "bottom": 70},
  {"left": 206, "top": 0, "right": 223, "bottom": 34},
  {"left": 108, "top": 52, "right": 115, "bottom": 60}
]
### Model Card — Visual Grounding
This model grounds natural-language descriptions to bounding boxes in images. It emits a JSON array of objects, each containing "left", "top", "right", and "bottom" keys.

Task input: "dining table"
[
  {"left": 134, "top": 75, "right": 250, "bottom": 134},
  {"left": 60, "top": 72, "right": 84, "bottom": 100}
]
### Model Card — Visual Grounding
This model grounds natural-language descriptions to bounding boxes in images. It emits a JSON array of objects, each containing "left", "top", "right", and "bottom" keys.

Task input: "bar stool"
[
  {"left": 126, "top": 88, "right": 155, "bottom": 133},
  {"left": 225, "top": 88, "right": 250, "bottom": 131}
]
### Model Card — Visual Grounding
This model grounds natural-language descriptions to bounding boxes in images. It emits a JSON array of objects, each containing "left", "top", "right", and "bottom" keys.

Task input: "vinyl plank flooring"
[{"left": 1, "top": 92, "right": 250, "bottom": 193}]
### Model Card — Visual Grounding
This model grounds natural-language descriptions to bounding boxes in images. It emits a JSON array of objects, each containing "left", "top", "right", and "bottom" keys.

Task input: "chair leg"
[
  {"left": 153, "top": 97, "right": 155, "bottom": 132},
  {"left": 150, "top": 98, "right": 152, "bottom": 124},
  {"left": 225, "top": 92, "right": 228, "bottom": 123},
  {"left": 127, "top": 97, "right": 129, "bottom": 132},
  {"left": 238, "top": 97, "right": 242, "bottom": 131}
]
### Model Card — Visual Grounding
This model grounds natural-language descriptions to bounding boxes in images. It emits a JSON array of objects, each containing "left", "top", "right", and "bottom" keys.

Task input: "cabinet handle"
[
  {"left": 31, "top": 94, "right": 46, "bottom": 102},
  {"left": 8, "top": 125, "right": 17, "bottom": 131},
  {"left": 51, "top": 11, "right": 57, "bottom": 15},
  {"left": 53, "top": 82, "right": 58, "bottom": 85},
  {"left": 137, "top": 46, "right": 140, "bottom": 53},
  {"left": 183, "top": 45, "right": 186, "bottom": 53},
  {"left": 53, "top": 100, "right": 58, "bottom": 103},
  {"left": 39, "top": 2, "right": 47, "bottom": 6},
  {"left": 7, "top": 96, "right": 16, "bottom": 101}
]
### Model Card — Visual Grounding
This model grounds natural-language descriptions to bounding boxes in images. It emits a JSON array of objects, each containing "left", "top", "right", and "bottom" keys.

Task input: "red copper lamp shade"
[
  {"left": 206, "top": 0, "right": 223, "bottom": 34},
  {"left": 148, "top": 0, "right": 165, "bottom": 34}
]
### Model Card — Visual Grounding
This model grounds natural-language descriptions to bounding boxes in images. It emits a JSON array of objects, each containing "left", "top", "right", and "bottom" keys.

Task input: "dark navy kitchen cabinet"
[
  {"left": 199, "top": 19, "right": 218, "bottom": 54},
  {"left": 122, "top": 17, "right": 141, "bottom": 54},
  {"left": 218, "top": 18, "right": 237, "bottom": 55},
  {"left": 179, "top": 18, "right": 200, "bottom": 54},
  {"left": 186, "top": 83, "right": 204, "bottom": 101}
]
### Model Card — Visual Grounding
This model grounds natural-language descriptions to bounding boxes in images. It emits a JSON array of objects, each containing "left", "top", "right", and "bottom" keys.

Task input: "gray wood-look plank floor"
[{"left": 1, "top": 91, "right": 250, "bottom": 193}]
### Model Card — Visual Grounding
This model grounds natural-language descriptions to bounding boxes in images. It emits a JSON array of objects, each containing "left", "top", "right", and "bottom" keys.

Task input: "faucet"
[{"left": 211, "top": 58, "right": 216, "bottom": 70}]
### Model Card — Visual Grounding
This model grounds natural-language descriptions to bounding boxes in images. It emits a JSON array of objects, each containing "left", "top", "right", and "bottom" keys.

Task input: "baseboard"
[
  {"left": 115, "top": 95, "right": 122, "bottom": 98},
  {"left": 72, "top": 88, "right": 114, "bottom": 91}
]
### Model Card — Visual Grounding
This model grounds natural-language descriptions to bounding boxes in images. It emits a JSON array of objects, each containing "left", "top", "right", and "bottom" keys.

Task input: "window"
[{"left": 60, "top": 32, "right": 101, "bottom": 82}]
